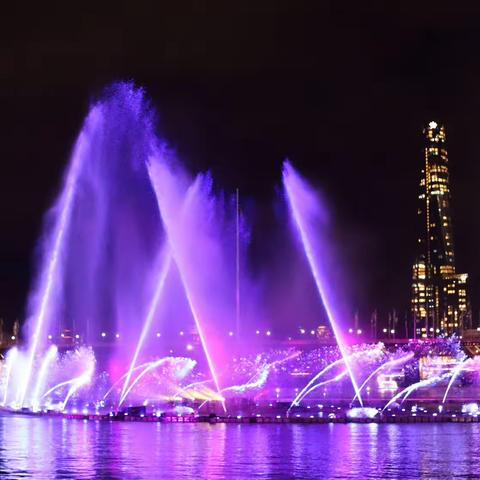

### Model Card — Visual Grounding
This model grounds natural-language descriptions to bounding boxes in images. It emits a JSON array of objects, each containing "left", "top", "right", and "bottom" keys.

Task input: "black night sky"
[{"left": 1, "top": 2, "right": 480, "bottom": 330}]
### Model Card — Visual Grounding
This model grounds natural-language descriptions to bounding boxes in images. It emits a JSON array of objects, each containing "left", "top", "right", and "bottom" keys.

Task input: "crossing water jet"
[
  {"left": 147, "top": 159, "right": 226, "bottom": 411},
  {"left": 120, "top": 357, "right": 195, "bottom": 406},
  {"left": 118, "top": 251, "right": 172, "bottom": 409}
]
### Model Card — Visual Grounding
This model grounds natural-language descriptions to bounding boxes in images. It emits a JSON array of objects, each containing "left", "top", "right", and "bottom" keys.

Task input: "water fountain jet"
[
  {"left": 19, "top": 108, "right": 102, "bottom": 407},
  {"left": 282, "top": 161, "right": 363, "bottom": 406},
  {"left": 147, "top": 159, "right": 226, "bottom": 412}
]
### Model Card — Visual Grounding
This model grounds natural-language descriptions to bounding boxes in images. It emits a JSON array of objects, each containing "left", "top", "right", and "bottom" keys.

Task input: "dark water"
[{"left": 0, "top": 415, "right": 479, "bottom": 479}]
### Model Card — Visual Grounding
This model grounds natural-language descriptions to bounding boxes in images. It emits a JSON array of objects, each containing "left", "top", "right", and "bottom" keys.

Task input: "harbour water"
[{"left": 0, "top": 414, "right": 479, "bottom": 479}]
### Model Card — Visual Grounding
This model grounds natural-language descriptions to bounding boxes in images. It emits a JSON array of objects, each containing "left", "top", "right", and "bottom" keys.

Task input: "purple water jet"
[
  {"left": 17, "top": 83, "right": 165, "bottom": 407},
  {"left": 19, "top": 106, "right": 103, "bottom": 407},
  {"left": 282, "top": 160, "right": 364, "bottom": 406},
  {"left": 147, "top": 159, "right": 227, "bottom": 410},
  {"left": 118, "top": 250, "right": 172, "bottom": 409}
]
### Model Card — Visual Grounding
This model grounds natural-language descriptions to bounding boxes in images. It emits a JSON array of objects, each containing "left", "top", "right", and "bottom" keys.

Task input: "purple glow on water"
[{"left": 282, "top": 161, "right": 363, "bottom": 406}]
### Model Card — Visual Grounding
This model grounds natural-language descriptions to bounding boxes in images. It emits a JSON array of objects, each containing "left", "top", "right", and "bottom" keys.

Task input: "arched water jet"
[
  {"left": 442, "top": 357, "right": 473, "bottom": 405},
  {"left": 287, "top": 371, "right": 348, "bottom": 415},
  {"left": 351, "top": 352, "right": 414, "bottom": 405},
  {"left": 382, "top": 372, "right": 452, "bottom": 412},
  {"left": 290, "top": 349, "right": 375, "bottom": 409},
  {"left": 119, "top": 357, "right": 196, "bottom": 407},
  {"left": 61, "top": 363, "right": 95, "bottom": 410},
  {"left": 41, "top": 378, "right": 79, "bottom": 401},
  {"left": 223, "top": 351, "right": 301, "bottom": 395},
  {"left": 103, "top": 362, "right": 155, "bottom": 401},
  {"left": 173, "top": 378, "right": 213, "bottom": 400}
]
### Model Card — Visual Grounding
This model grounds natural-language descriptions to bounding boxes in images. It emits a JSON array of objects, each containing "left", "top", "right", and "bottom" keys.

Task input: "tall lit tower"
[{"left": 411, "top": 121, "right": 469, "bottom": 337}]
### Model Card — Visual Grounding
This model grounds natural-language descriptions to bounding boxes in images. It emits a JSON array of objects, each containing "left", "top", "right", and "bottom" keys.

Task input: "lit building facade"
[{"left": 411, "top": 121, "right": 470, "bottom": 337}]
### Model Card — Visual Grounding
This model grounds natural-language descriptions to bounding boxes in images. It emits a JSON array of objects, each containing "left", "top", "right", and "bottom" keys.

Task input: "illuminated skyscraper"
[{"left": 411, "top": 121, "right": 470, "bottom": 337}]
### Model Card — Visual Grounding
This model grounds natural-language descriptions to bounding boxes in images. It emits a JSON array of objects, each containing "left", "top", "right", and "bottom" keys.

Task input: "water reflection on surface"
[{"left": 0, "top": 414, "right": 479, "bottom": 479}]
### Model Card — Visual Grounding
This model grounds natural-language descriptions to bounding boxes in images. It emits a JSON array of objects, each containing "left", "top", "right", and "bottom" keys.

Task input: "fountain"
[{"left": 1, "top": 82, "right": 480, "bottom": 423}]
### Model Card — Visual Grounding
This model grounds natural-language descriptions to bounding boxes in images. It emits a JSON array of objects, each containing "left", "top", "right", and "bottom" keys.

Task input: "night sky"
[{"left": 1, "top": 2, "right": 480, "bottom": 329}]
